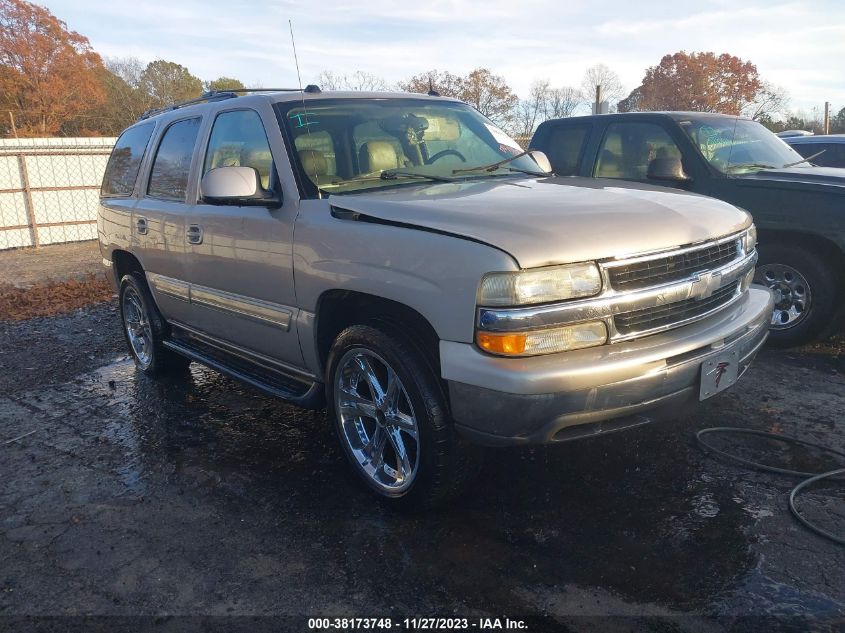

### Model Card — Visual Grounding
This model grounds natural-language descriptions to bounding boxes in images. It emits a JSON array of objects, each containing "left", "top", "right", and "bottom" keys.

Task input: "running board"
[{"left": 163, "top": 339, "right": 324, "bottom": 409}]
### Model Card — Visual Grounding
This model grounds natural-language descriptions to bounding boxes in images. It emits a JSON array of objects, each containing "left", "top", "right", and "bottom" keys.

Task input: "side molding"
[{"left": 146, "top": 272, "right": 292, "bottom": 330}]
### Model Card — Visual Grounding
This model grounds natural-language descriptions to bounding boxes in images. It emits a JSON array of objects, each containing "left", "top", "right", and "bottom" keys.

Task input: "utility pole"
[
  {"left": 823, "top": 102, "right": 830, "bottom": 135},
  {"left": 8, "top": 111, "right": 18, "bottom": 139},
  {"left": 595, "top": 86, "right": 602, "bottom": 114}
]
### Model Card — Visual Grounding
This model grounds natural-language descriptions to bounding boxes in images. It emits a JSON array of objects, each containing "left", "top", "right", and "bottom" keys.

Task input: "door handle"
[
  {"left": 186, "top": 224, "right": 204, "bottom": 245},
  {"left": 135, "top": 217, "right": 148, "bottom": 235}
]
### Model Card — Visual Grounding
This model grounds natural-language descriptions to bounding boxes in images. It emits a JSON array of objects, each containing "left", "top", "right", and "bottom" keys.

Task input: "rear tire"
[
  {"left": 119, "top": 273, "right": 191, "bottom": 375},
  {"left": 326, "top": 324, "right": 482, "bottom": 511},
  {"left": 754, "top": 243, "right": 840, "bottom": 347}
]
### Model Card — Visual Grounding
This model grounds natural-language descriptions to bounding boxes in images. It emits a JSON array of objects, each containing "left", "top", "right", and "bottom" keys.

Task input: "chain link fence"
[{"left": 0, "top": 137, "right": 116, "bottom": 251}]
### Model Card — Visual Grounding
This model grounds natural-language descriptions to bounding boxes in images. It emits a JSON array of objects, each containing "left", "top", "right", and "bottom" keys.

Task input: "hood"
[
  {"left": 737, "top": 166, "right": 845, "bottom": 191},
  {"left": 328, "top": 177, "right": 750, "bottom": 268}
]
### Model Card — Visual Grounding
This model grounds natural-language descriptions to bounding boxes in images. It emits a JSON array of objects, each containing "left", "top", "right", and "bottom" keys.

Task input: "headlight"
[
  {"left": 478, "top": 263, "right": 602, "bottom": 307},
  {"left": 476, "top": 321, "right": 608, "bottom": 356},
  {"left": 743, "top": 225, "right": 757, "bottom": 254}
]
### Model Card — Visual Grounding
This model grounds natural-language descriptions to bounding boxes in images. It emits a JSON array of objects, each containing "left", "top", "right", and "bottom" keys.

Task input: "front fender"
[{"left": 293, "top": 201, "right": 518, "bottom": 344}]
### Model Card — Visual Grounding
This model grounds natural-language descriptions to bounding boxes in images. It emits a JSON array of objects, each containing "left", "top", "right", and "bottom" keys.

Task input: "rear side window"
[
  {"left": 101, "top": 123, "right": 155, "bottom": 197},
  {"left": 542, "top": 124, "right": 591, "bottom": 176},
  {"left": 147, "top": 117, "right": 201, "bottom": 201}
]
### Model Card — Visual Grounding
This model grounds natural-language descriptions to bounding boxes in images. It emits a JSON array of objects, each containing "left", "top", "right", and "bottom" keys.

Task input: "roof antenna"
[
  {"left": 427, "top": 77, "right": 440, "bottom": 97},
  {"left": 289, "top": 19, "right": 322, "bottom": 199}
]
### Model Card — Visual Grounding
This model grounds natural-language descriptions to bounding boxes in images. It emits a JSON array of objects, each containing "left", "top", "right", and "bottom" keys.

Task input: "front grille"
[
  {"left": 608, "top": 240, "right": 740, "bottom": 291},
  {"left": 614, "top": 282, "right": 739, "bottom": 336}
]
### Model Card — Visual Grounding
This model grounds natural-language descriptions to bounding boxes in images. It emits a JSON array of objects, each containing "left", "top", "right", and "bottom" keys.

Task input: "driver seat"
[{"left": 359, "top": 141, "right": 402, "bottom": 173}]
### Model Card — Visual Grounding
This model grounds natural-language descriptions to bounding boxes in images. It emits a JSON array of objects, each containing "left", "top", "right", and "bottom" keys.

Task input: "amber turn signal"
[{"left": 476, "top": 332, "right": 528, "bottom": 355}]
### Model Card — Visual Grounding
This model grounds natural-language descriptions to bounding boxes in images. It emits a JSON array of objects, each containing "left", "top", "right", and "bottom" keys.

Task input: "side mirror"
[
  {"left": 201, "top": 166, "right": 281, "bottom": 207},
  {"left": 528, "top": 150, "right": 553, "bottom": 174},
  {"left": 647, "top": 157, "right": 691, "bottom": 182}
]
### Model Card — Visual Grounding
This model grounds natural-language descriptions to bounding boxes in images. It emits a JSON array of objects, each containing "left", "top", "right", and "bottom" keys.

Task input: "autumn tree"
[
  {"left": 204, "top": 76, "right": 245, "bottom": 92},
  {"left": 139, "top": 60, "right": 202, "bottom": 107},
  {"left": 621, "top": 51, "right": 762, "bottom": 115},
  {"left": 399, "top": 69, "right": 465, "bottom": 99},
  {"left": 399, "top": 68, "right": 517, "bottom": 127},
  {"left": 80, "top": 57, "right": 152, "bottom": 135},
  {"left": 317, "top": 70, "right": 386, "bottom": 91},
  {"left": 0, "top": 0, "right": 105, "bottom": 136}
]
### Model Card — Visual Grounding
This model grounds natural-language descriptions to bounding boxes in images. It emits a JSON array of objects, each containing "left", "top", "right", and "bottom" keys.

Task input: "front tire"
[
  {"left": 119, "top": 273, "right": 191, "bottom": 375},
  {"left": 326, "top": 325, "right": 481, "bottom": 510},
  {"left": 754, "top": 243, "right": 840, "bottom": 347}
]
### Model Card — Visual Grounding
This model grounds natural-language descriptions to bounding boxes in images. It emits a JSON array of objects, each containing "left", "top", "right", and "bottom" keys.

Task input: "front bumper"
[{"left": 442, "top": 286, "right": 774, "bottom": 446}]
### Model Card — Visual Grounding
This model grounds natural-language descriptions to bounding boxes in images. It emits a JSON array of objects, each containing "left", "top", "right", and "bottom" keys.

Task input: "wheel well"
[
  {"left": 315, "top": 291, "right": 442, "bottom": 379},
  {"left": 758, "top": 230, "right": 845, "bottom": 273},
  {"left": 111, "top": 250, "right": 144, "bottom": 286}
]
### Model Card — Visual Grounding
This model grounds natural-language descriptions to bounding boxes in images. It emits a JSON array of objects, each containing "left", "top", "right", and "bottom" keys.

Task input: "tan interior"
[
  {"left": 298, "top": 149, "right": 329, "bottom": 184},
  {"left": 358, "top": 141, "right": 401, "bottom": 173}
]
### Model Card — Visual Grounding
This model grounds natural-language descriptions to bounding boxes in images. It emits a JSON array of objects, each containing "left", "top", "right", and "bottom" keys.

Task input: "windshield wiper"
[
  {"left": 380, "top": 170, "right": 455, "bottom": 183},
  {"left": 782, "top": 149, "right": 826, "bottom": 168},
  {"left": 451, "top": 150, "right": 551, "bottom": 176},
  {"left": 727, "top": 162, "right": 777, "bottom": 171}
]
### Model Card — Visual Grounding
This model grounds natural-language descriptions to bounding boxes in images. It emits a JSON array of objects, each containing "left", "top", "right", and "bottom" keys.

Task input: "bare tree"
[
  {"left": 513, "top": 80, "right": 550, "bottom": 137},
  {"left": 317, "top": 70, "right": 387, "bottom": 91},
  {"left": 546, "top": 86, "right": 582, "bottom": 118},
  {"left": 105, "top": 56, "right": 144, "bottom": 88},
  {"left": 743, "top": 82, "right": 790, "bottom": 121},
  {"left": 581, "top": 63, "right": 624, "bottom": 106}
]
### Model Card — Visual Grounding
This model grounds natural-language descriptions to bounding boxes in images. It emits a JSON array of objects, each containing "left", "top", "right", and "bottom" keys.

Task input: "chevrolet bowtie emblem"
[{"left": 690, "top": 271, "right": 722, "bottom": 300}]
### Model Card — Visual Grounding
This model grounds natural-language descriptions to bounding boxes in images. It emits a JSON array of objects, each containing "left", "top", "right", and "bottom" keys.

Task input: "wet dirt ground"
[{"left": 1, "top": 305, "right": 844, "bottom": 631}]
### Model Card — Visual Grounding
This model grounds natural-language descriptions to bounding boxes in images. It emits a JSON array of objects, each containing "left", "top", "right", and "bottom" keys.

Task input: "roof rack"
[{"left": 137, "top": 86, "right": 321, "bottom": 121}]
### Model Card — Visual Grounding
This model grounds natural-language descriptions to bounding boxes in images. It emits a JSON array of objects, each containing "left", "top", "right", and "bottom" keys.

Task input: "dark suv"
[{"left": 531, "top": 112, "right": 845, "bottom": 346}]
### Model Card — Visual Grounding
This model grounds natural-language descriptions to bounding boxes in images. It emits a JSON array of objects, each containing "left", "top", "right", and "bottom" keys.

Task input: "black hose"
[
  {"left": 789, "top": 468, "right": 845, "bottom": 546},
  {"left": 696, "top": 426, "right": 845, "bottom": 546}
]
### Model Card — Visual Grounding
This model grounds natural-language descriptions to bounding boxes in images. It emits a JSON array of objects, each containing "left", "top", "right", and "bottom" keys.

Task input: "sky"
[{"left": 42, "top": 0, "right": 845, "bottom": 115}]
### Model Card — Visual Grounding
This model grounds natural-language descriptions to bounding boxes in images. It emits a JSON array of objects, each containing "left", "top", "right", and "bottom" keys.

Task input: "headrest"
[
  {"left": 359, "top": 141, "right": 400, "bottom": 173},
  {"left": 298, "top": 149, "right": 328, "bottom": 177}
]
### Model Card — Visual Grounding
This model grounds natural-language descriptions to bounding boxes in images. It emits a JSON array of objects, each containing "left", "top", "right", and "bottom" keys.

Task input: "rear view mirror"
[
  {"left": 529, "top": 150, "right": 553, "bottom": 174},
  {"left": 647, "top": 157, "right": 691, "bottom": 182},
  {"left": 201, "top": 166, "right": 281, "bottom": 207}
]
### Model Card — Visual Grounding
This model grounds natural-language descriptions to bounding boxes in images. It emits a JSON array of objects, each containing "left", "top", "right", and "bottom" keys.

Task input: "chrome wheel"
[
  {"left": 122, "top": 286, "right": 154, "bottom": 368},
  {"left": 754, "top": 263, "right": 812, "bottom": 330},
  {"left": 334, "top": 348, "right": 420, "bottom": 494}
]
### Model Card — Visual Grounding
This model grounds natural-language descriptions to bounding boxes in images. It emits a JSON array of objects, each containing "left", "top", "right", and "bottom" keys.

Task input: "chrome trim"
[
  {"left": 601, "top": 230, "right": 746, "bottom": 268},
  {"left": 478, "top": 249, "right": 757, "bottom": 341},
  {"left": 147, "top": 272, "right": 190, "bottom": 302},
  {"left": 146, "top": 273, "right": 292, "bottom": 329},
  {"left": 190, "top": 284, "right": 292, "bottom": 330}
]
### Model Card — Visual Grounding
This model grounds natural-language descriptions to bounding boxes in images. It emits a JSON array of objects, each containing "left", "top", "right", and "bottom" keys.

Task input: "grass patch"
[{"left": 0, "top": 274, "right": 115, "bottom": 321}]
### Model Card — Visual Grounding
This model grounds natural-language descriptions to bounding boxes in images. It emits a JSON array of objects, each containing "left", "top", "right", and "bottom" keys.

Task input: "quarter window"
[
  {"left": 596, "top": 122, "right": 684, "bottom": 180},
  {"left": 147, "top": 118, "right": 201, "bottom": 201},
  {"left": 101, "top": 123, "right": 155, "bottom": 197},
  {"left": 542, "top": 124, "right": 590, "bottom": 176},
  {"left": 204, "top": 110, "right": 275, "bottom": 190}
]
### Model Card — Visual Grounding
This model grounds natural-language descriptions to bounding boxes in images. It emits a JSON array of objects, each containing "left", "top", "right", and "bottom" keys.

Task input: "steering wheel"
[{"left": 425, "top": 149, "right": 466, "bottom": 165}]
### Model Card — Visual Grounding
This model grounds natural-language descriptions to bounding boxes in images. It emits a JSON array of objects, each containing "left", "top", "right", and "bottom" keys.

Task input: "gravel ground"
[
  {"left": 0, "top": 303, "right": 844, "bottom": 632},
  {"left": 0, "top": 241, "right": 103, "bottom": 289}
]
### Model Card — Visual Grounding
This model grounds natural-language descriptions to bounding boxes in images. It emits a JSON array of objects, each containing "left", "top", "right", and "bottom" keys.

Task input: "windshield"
[
  {"left": 680, "top": 118, "right": 810, "bottom": 174},
  {"left": 276, "top": 98, "right": 540, "bottom": 196}
]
